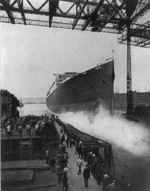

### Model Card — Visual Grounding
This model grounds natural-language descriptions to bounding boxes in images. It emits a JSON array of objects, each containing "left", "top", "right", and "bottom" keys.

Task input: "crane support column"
[{"left": 126, "top": 20, "right": 134, "bottom": 114}]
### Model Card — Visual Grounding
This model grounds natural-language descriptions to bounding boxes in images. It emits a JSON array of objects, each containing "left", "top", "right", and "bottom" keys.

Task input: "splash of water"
[{"left": 59, "top": 106, "right": 150, "bottom": 156}]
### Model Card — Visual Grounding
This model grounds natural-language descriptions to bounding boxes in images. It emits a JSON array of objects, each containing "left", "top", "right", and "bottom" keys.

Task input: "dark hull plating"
[{"left": 46, "top": 60, "right": 115, "bottom": 114}]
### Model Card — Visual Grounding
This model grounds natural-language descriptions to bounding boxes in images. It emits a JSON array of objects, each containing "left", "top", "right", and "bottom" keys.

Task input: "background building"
[{"left": 114, "top": 91, "right": 150, "bottom": 110}]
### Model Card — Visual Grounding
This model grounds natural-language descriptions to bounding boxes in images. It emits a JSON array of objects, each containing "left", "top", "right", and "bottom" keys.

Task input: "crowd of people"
[
  {"left": 1, "top": 114, "right": 49, "bottom": 138},
  {"left": 45, "top": 133, "right": 70, "bottom": 190},
  {"left": 1, "top": 114, "right": 133, "bottom": 191},
  {"left": 47, "top": 119, "right": 133, "bottom": 191}
]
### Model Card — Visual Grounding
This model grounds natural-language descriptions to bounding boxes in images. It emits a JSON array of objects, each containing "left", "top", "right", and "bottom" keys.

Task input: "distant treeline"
[{"left": 1, "top": 89, "right": 19, "bottom": 117}]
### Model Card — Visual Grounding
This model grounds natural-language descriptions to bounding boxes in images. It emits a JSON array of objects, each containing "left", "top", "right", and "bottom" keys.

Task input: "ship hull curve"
[{"left": 46, "top": 59, "right": 115, "bottom": 115}]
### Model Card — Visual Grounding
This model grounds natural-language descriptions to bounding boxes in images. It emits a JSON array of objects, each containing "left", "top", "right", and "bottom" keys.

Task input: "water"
[{"left": 18, "top": 103, "right": 51, "bottom": 116}]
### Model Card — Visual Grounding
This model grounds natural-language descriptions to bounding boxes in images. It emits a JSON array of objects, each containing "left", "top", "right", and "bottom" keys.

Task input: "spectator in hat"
[
  {"left": 50, "top": 155, "right": 56, "bottom": 172},
  {"left": 95, "top": 163, "right": 104, "bottom": 185},
  {"left": 77, "top": 144, "right": 82, "bottom": 159},
  {"left": 56, "top": 164, "right": 63, "bottom": 183},
  {"left": 126, "top": 183, "right": 133, "bottom": 191},
  {"left": 86, "top": 151, "right": 93, "bottom": 169},
  {"left": 102, "top": 173, "right": 111, "bottom": 191},
  {"left": 83, "top": 164, "right": 90, "bottom": 188},
  {"left": 6, "top": 123, "right": 11, "bottom": 137},
  {"left": 45, "top": 150, "right": 49, "bottom": 164},
  {"left": 106, "top": 180, "right": 118, "bottom": 191},
  {"left": 18, "top": 125, "right": 22, "bottom": 137},
  {"left": 119, "top": 175, "right": 126, "bottom": 191},
  {"left": 76, "top": 157, "right": 83, "bottom": 175},
  {"left": 35, "top": 122, "right": 40, "bottom": 136},
  {"left": 63, "top": 152, "right": 69, "bottom": 167},
  {"left": 62, "top": 167, "right": 69, "bottom": 191},
  {"left": 26, "top": 123, "right": 31, "bottom": 137}
]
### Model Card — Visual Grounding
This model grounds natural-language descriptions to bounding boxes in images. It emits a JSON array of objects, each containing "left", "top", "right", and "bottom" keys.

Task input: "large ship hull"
[{"left": 46, "top": 59, "right": 115, "bottom": 114}]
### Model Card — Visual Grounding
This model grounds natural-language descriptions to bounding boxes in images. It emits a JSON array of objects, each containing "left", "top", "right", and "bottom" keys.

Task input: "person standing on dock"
[
  {"left": 76, "top": 157, "right": 83, "bottom": 175},
  {"left": 45, "top": 150, "right": 49, "bottom": 164},
  {"left": 106, "top": 180, "right": 118, "bottom": 191},
  {"left": 86, "top": 151, "right": 93, "bottom": 169},
  {"left": 91, "top": 154, "right": 97, "bottom": 178},
  {"left": 65, "top": 133, "right": 69, "bottom": 148},
  {"left": 26, "top": 123, "right": 31, "bottom": 137},
  {"left": 6, "top": 123, "right": 11, "bottom": 137},
  {"left": 63, "top": 151, "right": 69, "bottom": 167},
  {"left": 95, "top": 163, "right": 104, "bottom": 185},
  {"left": 126, "top": 183, "right": 133, "bottom": 191},
  {"left": 70, "top": 136, "right": 74, "bottom": 148},
  {"left": 50, "top": 155, "right": 56, "bottom": 172},
  {"left": 62, "top": 167, "right": 69, "bottom": 191},
  {"left": 102, "top": 173, "right": 111, "bottom": 191},
  {"left": 74, "top": 140, "right": 78, "bottom": 154},
  {"left": 18, "top": 125, "right": 22, "bottom": 137},
  {"left": 77, "top": 144, "right": 83, "bottom": 159},
  {"left": 56, "top": 164, "right": 63, "bottom": 183},
  {"left": 119, "top": 175, "right": 126, "bottom": 191},
  {"left": 62, "top": 141, "right": 67, "bottom": 153},
  {"left": 83, "top": 164, "right": 90, "bottom": 188},
  {"left": 35, "top": 122, "right": 40, "bottom": 136}
]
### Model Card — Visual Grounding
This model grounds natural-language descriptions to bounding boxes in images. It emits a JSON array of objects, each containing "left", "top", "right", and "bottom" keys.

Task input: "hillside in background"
[{"left": 21, "top": 97, "right": 46, "bottom": 104}]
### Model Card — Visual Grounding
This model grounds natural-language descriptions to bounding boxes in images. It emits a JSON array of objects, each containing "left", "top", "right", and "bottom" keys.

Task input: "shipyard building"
[{"left": 114, "top": 91, "right": 150, "bottom": 110}]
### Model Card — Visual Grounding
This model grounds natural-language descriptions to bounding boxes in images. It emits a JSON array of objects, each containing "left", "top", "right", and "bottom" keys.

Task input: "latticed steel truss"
[
  {"left": 0, "top": 0, "right": 150, "bottom": 48},
  {"left": 118, "top": 21, "right": 150, "bottom": 48}
]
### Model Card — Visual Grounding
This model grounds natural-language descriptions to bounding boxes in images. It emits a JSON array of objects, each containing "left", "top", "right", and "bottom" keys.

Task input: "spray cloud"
[{"left": 60, "top": 106, "right": 150, "bottom": 156}]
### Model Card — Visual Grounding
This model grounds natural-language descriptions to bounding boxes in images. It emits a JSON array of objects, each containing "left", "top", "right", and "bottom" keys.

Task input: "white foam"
[{"left": 59, "top": 106, "right": 150, "bottom": 156}]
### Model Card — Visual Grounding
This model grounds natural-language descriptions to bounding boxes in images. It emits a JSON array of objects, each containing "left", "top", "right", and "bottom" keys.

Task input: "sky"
[{"left": 0, "top": 21, "right": 150, "bottom": 98}]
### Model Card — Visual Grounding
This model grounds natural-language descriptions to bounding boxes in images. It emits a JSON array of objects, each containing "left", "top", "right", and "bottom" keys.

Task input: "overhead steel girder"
[
  {"left": 72, "top": 0, "right": 88, "bottom": 29},
  {"left": 17, "top": 0, "right": 26, "bottom": 25},
  {"left": 0, "top": 3, "right": 127, "bottom": 27},
  {"left": 132, "top": 30, "right": 150, "bottom": 39},
  {"left": 0, "top": 0, "right": 127, "bottom": 24},
  {"left": 139, "top": 40, "right": 150, "bottom": 48},
  {"left": 98, "top": 0, "right": 126, "bottom": 32},
  {"left": 131, "top": 0, "right": 150, "bottom": 22},
  {"left": 1, "top": 0, "right": 15, "bottom": 24},
  {"left": 0, "top": 0, "right": 149, "bottom": 49},
  {"left": 131, "top": 39, "right": 150, "bottom": 48},
  {"left": 48, "top": 0, "right": 59, "bottom": 27},
  {"left": 0, "top": 5, "right": 86, "bottom": 19},
  {"left": 118, "top": 21, "right": 150, "bottom": 43},
  {"left": 120, "top": 40, "right": 150, "bottom": 48},
  {"left": 0, "top": 15, "right": 120, "bottom": 34},
  {"left": 135, "top": 38, "right": 150, "bottom": 46},
  {"left": 9, "top": 0, "right": 122, "bottom": 7},
  {"left": 105, "top": 0, "right": 126, "bottom": 20},
  {"left": 118, "top": 35, "right": 150, "bottom": 48},
  {"left": 82, "top": 0, "right": 105, "bottom": 31},
  {"left": 132, "top": 37, "right": 150, "bottom": 47}
]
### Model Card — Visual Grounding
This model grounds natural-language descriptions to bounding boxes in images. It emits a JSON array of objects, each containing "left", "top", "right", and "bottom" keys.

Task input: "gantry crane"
[{"left": 0, "top": 0, "right": 150, "bottom": 114}]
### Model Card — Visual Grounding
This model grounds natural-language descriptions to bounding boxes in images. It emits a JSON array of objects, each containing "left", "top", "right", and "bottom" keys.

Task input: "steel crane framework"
[{"left": 0, "top": 0, "right": 150, "bottom": 114}]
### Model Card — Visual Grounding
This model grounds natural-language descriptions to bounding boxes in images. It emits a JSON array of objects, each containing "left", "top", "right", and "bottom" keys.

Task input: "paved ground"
[
  {"left": 66, "top": 147, "right": 103, "bottom": 191},
  {"left": 1, "top": 160, "right": 49, "bottom": 170},
  {"left": 2, "top": 170, "right": 58, "bottom": 191},
  {"left": 55, "top": 122, "right": 103, "bottom": 191}
]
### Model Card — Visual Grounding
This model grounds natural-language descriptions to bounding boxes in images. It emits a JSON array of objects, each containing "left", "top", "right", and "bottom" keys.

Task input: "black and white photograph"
[{"left": 0, "top": 0, "right": 150, "bottom": 191}]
